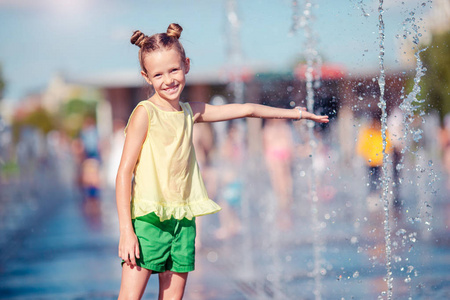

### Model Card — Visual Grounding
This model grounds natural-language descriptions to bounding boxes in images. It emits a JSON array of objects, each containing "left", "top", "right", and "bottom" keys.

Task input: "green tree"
[
  {"left": 59, "top": 98, "right": 97, "bottom": 138},
  {"left": 0, "top": 63, "right": 5, "bottom": 99},
  {"left": 11, "top": 107, "right": 55, "bottom": 143},
  {"left": 419, "top": 30, "right": 450, "bottom": 124}
]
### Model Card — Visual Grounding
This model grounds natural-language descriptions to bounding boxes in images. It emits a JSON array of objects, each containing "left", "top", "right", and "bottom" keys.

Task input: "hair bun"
[
  {"left": 130, "top": 30, "right": 147, "bottom": 48},
  {"left": 166, "top": 23, "right": 183, "bottom": 39}
]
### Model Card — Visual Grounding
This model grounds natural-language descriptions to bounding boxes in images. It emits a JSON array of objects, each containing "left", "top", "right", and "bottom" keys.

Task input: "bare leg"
[
  {"left": 118, "top": 264, "right": 152, "bottom": 300},
  {"left": 158, "top": 271, "right": 189, "bottom": 300},
  {"left": 267, "top": 160, "right": 293, "bottom": 226},
  {"left": 276, "top": 159, "right": 294, "bottom": 210}
]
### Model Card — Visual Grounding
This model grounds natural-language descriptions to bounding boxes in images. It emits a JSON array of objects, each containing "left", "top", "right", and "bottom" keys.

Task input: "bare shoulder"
[
  {"left": 126, "top": 105, "right": 149, "bottom": 136},
  {"left": 188, "top": 101, "right": 206, "bottom": 122}
]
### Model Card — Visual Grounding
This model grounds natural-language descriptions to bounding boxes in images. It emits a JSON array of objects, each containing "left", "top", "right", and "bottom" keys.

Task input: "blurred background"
[{"left": 0, "top": 0, "right": 449, "bottom": 299}]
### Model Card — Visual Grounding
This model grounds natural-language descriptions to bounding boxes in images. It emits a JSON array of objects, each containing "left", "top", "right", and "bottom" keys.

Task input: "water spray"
[{"left": 292, "top": 1, "right": 325, "bottom": 299}]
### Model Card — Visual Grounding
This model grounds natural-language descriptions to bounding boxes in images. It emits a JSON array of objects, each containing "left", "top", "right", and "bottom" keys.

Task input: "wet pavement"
[
  {"left": 0, "top": 179, "right": 250, "bottom": 300},
  {"left": 0, "top": 155, "right": 449, "bottom": 299},
  {"left": 0, "top": 187, "right": 248, "bottom": 300}
]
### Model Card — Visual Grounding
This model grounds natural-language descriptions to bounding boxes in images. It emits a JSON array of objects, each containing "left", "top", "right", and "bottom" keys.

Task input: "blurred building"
[
  {"left": 78, "top": 63, "right": 406, "bottom": 139},
  {"left": 425, "top": 0, "right": 450, "bottom": 35},
  {"left": 397, "top": 0, "right": 450, "bottom": 66}
]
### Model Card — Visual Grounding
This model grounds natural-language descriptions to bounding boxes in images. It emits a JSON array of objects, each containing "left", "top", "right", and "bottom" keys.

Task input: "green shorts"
[{"left": 129, "top": 212, "right": 196, "bottom": 273}]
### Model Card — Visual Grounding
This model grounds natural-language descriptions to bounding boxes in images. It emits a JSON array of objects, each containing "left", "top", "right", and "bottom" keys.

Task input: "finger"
[
  {"left": 135, "top": 244, "right": 140, "bottom": 259},
  {"left": 130, "top": 254, "right": 137, "bottom": 266},
  {"left": 123, "top": 253, "right": 131, "bottom": 265}
]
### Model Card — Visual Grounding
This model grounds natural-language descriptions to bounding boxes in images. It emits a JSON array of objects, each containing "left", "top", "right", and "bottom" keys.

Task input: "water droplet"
[
  {"left": 396, "top": 229, "right": 407, "bottom": 236},
  {"left": 207, "top": 251, "right": 218, "bottom": 263},
  {"left": 266, "top": 273, "right": 276, "bottom": 282}
]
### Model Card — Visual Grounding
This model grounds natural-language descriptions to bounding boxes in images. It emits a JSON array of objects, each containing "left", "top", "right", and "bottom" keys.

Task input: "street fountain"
[
  {"left": 290, "top": 0, "right": 436, "bottom": 299},
  {"left": 208, "top": 1, "right": 445, "bottom": 299},
  {"left": 376, "top": 1, "right": 395, "bottom": 298},
  {"left": 291, "top": 1, "right": 325, "bottom": 299}
]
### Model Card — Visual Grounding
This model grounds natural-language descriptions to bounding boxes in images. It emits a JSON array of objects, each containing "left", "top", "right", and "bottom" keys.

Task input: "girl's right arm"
[{"left": 116, "top": 106, "right": 148, "bottom": 267}]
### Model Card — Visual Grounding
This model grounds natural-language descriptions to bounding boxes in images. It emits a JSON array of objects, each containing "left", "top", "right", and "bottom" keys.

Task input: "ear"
[
  {"left": 141, "top": 70, "right": 152, "bottom": 85},
  {"left": 184, "top": 57, "right": 191, "bottom": 75}
]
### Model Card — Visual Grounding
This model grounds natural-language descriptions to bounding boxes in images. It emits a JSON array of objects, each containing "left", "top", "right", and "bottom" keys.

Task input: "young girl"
[{"left": 116, "top": 23, "right": 329, "bottom": 300}]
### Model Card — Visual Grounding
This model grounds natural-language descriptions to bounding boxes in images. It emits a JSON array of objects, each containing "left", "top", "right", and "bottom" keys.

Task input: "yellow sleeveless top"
[{"left": 125, "top": 100, "right": 221, "bottom": 221}]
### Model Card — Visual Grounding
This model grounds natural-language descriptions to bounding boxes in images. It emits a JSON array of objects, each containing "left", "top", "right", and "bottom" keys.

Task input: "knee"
[
  {"left": 158, "top": 271, "right": 188, "bottom": 299},
  {"left": 158, "top": 270, "right": 173, "bottom": 280},
  {"left": 158, "top": 271, "right": 174, "bottom": 290}
]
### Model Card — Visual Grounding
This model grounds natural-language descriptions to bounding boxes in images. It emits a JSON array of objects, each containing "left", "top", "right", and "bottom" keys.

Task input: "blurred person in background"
[
  {"left": 387, "top": 108, "right": 405, "bottom": 219},
  {"left": 439, "top": 113, "right": 450, "bottom": 230},
  {"left": 214, "top": 121, "right": 244, "bottom": 240},
  {"left": 440, "top": 114, "right": 450, "bottom": 190},
  {"left": 263, "top": 118, "right": 295, "bottom": 230},
  {"left": 192, "top": 121, "right": 216, "bottom": 248},
  {"left": 78, "top": 115, "right": 102, "bottom": 227},
  {"left": 356, "top": 110, "right": 392, "bottom": 264},
  {"left": 106, "top": 119, "right": 126, "bottom": 189},
  {"left": 337, "top": 105, "right": 356, "bottom": 169},
  {"left": 79, "top": 116, "right": 101, "bottom": 161},
  {"left": 356, "top": 110, "right": 392, "bottom": 212}
]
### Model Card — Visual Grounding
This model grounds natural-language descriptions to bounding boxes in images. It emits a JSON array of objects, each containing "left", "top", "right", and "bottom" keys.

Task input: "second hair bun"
[{"left": 167, "top": 23, "right": 183, "bottom": 39}]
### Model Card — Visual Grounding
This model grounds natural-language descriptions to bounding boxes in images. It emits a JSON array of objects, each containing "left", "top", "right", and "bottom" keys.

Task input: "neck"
[{"left": 151, "top": 97, "right": 181, "bottom": 111}]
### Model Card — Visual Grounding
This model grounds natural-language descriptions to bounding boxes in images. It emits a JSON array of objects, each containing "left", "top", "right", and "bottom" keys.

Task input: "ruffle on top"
[{"left": 131, "top": 198, "right": 222, "bottom": 221}]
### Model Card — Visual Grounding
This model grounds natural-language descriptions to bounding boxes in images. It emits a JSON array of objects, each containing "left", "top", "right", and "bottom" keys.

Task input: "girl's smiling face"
[{"left": 142, "top": 48, "right": 190, "bottom": 104}]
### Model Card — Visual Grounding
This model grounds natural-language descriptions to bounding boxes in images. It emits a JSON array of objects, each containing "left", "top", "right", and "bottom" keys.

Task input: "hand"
[
  {"left": 118, "top": 230, "right": 140, "bottom": 267},
  {"left": 296, "top": 107, "right": 329, "bottom": 123}
]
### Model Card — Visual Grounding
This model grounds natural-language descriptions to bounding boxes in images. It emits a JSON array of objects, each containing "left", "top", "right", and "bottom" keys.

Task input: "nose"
[{"left": 163, "top": 74, "right": 174, "bottom": 86}]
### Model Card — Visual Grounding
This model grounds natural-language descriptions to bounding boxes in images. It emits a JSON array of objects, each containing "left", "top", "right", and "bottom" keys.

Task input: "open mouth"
[{"left": 164, "top": 85, "right": 179, "bottom": 93}]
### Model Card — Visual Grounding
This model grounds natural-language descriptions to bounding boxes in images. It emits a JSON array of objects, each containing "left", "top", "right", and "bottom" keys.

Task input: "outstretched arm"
[{"left": 190, "top": 102, "right": 329, "bottom": 123}]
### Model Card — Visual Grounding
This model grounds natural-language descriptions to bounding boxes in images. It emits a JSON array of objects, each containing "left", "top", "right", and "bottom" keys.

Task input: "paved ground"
[
  {"left": 0, "top": 186, "right": 248, "bottom": 300},
  {"left": 0, "top": 154, "right": 449, "bottom": 299}
]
